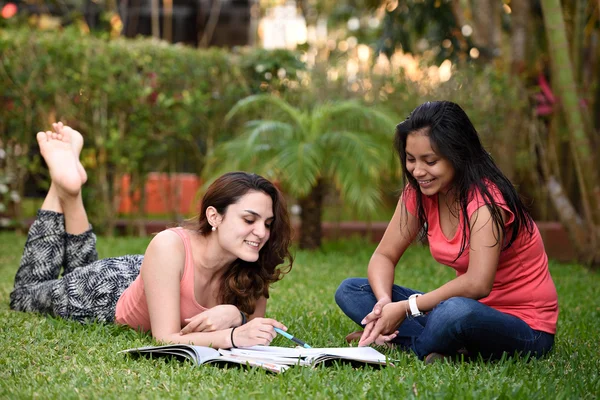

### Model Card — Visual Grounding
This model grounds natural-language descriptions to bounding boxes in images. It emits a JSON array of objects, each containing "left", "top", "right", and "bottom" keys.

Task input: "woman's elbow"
[
  {"left": 468, "top": 282, "right": 493, "bottom": 299},
  {"left": 151, "top": 329, "right": 180, "bottom": 345}
]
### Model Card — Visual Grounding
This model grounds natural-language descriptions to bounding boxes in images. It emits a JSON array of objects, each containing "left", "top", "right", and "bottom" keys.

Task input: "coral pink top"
[
  {"left": 404, "top": 184, "right": 558, "bottom": 334},
  {"left": 115, "top": 228, "right": 207, "bottom": 332}
]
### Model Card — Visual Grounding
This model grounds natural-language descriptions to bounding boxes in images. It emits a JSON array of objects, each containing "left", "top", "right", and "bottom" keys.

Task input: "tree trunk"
[
  {"left": 134, "top": 170, "right": 148, "bottom": 237},
  {"left": 94, "top": 95, "right": 115, "bottom": 236},
  {"left": 298, "top": 179, "right": 325, "bottom": 249},
  {"left": 163, "top": 0, "right": 173, "bottom": 42},
  {"left": 150, "top": 0, "right": 160, "bottom": 39},
  {"left": 471, "top": 0, "right": 501, "bottom": 61},
  {"left": 490, "top": 0, "right": 502, "bottom": 59},
  {"left": 540, "top": 0, "right": 600, "bottom": 266},
  {"left": 449, "top": 0, "right": 470, "bottom": 56},
  {"left": 545, "top": 176, "right": 588, "bottom": 249},
  {"left": 199, "top": 0, "right": 222, "bottom": 48},
  {"left": 503, "top": 0, "right": 531, "bottom": 181},
  {"left": 98, "top": 147, "right": 115, "bottom": 236},
  {"left": 510, "top": 0, "right": 530, "bottom": 74},
  {"left": 570, "top": 0, "right": 585, "bottom": 84}
]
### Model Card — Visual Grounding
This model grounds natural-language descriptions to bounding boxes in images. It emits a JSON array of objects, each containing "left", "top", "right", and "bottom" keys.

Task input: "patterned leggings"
[{"left": 10, "top": 210, "right": 144, "bottom": 323}]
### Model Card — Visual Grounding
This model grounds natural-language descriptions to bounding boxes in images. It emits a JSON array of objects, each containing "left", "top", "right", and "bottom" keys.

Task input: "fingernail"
[{"left": 360, "top": 319, "right": 365, "bottom": 324}]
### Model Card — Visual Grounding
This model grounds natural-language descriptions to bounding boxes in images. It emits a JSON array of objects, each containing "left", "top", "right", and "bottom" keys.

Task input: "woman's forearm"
[
  {"left": 367, "top": 253, "right": 396, "bottom": 301},
  {"left": 413, "top": 273, "right": 490, "bottom": 314},
  {"left": 156, "top": 329, "right": 232, "bottom": 349}
]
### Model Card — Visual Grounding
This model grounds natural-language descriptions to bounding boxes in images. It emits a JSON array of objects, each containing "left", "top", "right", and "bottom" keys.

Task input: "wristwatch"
[{"left": 408, "top": 294, "right": 423, "bottom": 317}]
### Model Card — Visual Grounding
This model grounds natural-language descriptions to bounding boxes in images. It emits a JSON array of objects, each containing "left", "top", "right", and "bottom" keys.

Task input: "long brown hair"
[{"left": 184, "top": 172, "right": 293, "bottom": 316}]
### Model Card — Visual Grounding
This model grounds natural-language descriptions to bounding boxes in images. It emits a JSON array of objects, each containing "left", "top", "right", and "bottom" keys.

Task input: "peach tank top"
[{"left": 114, "top": 228, "right": 207, "bottom": 331}]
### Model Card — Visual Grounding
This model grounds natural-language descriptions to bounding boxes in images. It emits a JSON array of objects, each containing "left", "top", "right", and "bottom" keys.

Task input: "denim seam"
[{"left": 358, "top": 284, "right": 372, "bottom": 292}]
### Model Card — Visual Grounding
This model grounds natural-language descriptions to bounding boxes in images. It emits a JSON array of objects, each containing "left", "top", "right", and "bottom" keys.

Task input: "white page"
[
  {"left": 219, "top": 349, "right": 311, "bottom": 366},
  {"left": 215, "top": 355, "right": 291, "bottom": 373},
  {"left": 301, "top": 347, "right": 386, "bottom": 363},
  {"left": 187, "top": 345, "right": 223, "bottom": 363},
  {"left": 230, "top": 346, "right": 305, "bottom": 358},
  {"left": 231, "top": 346, "right": 386, "bottom": 363}
]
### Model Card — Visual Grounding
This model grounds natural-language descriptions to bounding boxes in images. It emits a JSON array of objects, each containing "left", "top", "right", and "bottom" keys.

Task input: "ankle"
[
  {"left": 40, "top": 184, "right": 64, "bottom": 213},
  {"left": 57, "top": 185, "right": 82, "bottom": 202},
  {"left": 57, "top": 192, "right": 84, "bottom": 212}
]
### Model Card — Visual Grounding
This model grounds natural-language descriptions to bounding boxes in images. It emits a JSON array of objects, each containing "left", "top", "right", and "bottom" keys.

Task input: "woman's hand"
[
  {"left": 360, "top": 296, "right": 392, "bottom": 326},
  {"left": 180, "top": 305, "right": 242, "bottom": 335},
  {"left": 358, "top": 301, "right": 406, "bottom": 347},
  {"left": 230, "top": 318, "right": 286, "bottom": 348}
]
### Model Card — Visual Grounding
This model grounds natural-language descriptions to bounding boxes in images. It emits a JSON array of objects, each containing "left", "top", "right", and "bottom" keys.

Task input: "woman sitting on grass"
[
  {"left": 10, "top": 122, "right": 293, "bottom": 349},
  {"left": 335, "top": 101, "right": 558, "bottom": 362}
]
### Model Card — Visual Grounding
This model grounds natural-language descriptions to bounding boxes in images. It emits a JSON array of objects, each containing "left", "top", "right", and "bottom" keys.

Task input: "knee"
[
  {"left": 431, "top": 297, "right": 479, "bottom": 325},
  {"left": 9, "top": 287, "right": 30, "bottom": 312},
  {"left": 334, "top": 278, "right": 365, "bottom": 308}
]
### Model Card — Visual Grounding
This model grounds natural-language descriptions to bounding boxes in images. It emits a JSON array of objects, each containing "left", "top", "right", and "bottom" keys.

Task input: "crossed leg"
[{"left": 10, "top": 122, "right": 97, "bottom": 313}]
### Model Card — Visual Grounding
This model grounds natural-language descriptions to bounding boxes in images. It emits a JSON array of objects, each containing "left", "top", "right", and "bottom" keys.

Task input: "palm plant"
[{"left": 203, "top": 94, "right": 398, "bottom": 249}]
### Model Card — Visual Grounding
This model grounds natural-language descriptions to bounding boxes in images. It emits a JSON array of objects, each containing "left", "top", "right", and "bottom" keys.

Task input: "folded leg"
[
  {"left": 63, "top": 228, "right": 98, "bottom": 276},
  {"left": 11, "top": 254, "right": 143, "bottom": 323},
  {"left": 12, "top": 210, "right": 65, "bottom": 289},
  {"left": 412, "top": 297, "right": 555, "bottom": 360}
]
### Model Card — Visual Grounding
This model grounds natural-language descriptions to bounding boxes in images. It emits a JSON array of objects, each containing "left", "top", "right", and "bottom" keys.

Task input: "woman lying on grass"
[
  {"left": 10, "top": 123, "right": 293, "bottom": 349},
  {"left": 336, "top": 101, "right": 558, "bottom": 363}
]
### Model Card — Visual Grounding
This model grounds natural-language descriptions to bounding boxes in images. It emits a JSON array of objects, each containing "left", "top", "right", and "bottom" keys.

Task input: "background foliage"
[{"left": 0, "top": 27, "right": 531, "bottom": 234}]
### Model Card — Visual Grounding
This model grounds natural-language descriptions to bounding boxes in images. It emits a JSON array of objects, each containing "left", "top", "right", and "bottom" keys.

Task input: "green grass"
[{"left": 0, "top": 232, "right": 598, "bottom": 399}]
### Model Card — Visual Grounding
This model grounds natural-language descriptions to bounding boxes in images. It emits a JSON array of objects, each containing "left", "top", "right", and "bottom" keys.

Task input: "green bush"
[{"left": 0, "top": 28, "right": 306, "bottom": 232}]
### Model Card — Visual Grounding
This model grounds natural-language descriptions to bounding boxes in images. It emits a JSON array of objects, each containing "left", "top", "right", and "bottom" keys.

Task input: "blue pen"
[{"left": 274, "top": 327, "right": 312, "bottom": 348}]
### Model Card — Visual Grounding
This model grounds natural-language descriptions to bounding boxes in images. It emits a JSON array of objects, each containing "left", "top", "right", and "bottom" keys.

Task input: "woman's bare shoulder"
[{"left": 145, "top": 229, "right": 185, "bottom": 254}]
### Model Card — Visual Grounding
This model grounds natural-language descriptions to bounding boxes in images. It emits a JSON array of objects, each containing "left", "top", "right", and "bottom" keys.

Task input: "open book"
[{"left": 120, "top": 344, "right": 389, "bottom": 374}]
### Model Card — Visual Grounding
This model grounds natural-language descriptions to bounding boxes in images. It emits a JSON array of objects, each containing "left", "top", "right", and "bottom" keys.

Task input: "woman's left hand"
[
  {"left": 358, "top": 301, "right": 406, "bottom": 347},
  {"left": 180, "top": 305, "right": 242, "bottom": 335}
]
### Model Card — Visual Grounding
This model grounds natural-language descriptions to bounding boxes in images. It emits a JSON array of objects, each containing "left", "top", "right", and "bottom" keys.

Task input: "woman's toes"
[{"left": 36, "top": 131, "right": 48, "bottom": 144}]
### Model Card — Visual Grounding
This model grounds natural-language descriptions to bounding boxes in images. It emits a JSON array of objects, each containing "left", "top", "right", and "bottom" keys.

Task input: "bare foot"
[
  {"left": 53, "top": 122, "right": 87, "bottom": 184},
  {"left": 37, "top": 129, "right": 83, "bottom": 198}
]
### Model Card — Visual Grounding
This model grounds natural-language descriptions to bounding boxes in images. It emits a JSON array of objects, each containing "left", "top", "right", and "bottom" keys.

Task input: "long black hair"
[{"left": 394, "top": 101, "right": 533, "bottom": 261}]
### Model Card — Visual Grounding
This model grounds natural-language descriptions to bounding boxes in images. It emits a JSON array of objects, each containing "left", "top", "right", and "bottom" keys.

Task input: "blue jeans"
[{"left": 335, "top": 278, "right": 554, "bottom": 360}]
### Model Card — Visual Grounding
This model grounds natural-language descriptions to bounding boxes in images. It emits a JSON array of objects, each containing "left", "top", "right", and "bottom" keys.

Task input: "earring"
[{"left": 211, "top": 226, "right": 216, "bottom": 232}]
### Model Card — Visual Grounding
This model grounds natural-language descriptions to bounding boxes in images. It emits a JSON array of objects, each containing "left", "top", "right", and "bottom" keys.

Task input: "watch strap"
[{"left": 408, "top": 294, "right": 422, "bottom": 317}]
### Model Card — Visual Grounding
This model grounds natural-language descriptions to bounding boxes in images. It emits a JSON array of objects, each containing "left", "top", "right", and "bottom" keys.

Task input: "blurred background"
[{"left": 0, "top": 0, "right": 598, "bottom": 266}]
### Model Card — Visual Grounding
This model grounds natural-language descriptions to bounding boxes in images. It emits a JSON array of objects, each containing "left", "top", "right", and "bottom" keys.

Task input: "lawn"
[{"left": 0, "top": 232, "right": 598, "bottom": 399}]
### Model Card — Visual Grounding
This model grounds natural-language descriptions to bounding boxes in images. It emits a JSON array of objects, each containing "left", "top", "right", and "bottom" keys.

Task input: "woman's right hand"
[
  {"left": 359, "top": 301, "right": 403, "bottom": 346},
  {"left": 229, "top": 318, "right": 286, "bottom": 348},
  {"left": 360, "top": 296, "right": 392, "bottom": 326},
  {"left": 180, "top": 305, "right": 242, "bottom": 334}
]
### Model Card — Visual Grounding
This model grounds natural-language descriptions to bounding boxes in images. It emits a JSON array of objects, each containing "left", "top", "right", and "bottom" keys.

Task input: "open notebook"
[{"left": 120, "top": 344, "right": 389, "bottom": 374}]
